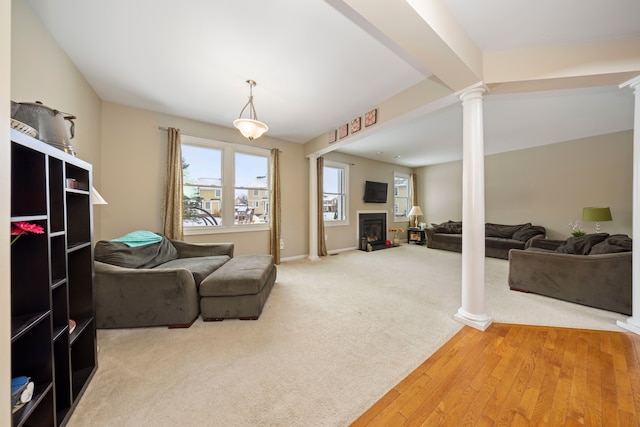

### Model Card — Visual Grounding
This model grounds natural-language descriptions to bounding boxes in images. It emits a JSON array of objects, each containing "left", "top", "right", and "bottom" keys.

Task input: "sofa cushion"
[
  {"left": 95, "top": 236, "right": 178, "bottom": 269},
  {"left": 555, "top": 233, "right": 609, "bottom": 255},
  {"left": 589, "top": 234, "right": 632, "bottom": 254},
  {"left": 512, "top": 224, "right": 546, "bottom": 242},
  {"left": 155, "top": 255, "right": 231, "bottom": 286}
]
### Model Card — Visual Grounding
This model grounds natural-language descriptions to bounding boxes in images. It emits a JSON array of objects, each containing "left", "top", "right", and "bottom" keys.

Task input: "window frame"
[
  {"left": 181, "top": 135, "right": 271, "bottom": 235},
  {"left": 394, "top": 172, "right": 410, "bottom": 222},
  {"left": 322, "top": 160, "right": 349, "bottom": 227}
]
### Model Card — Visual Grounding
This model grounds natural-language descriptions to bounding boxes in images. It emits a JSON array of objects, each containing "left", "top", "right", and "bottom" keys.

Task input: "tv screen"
[{"left": 363, "top": 180, "right": 388, "bottom": 203}]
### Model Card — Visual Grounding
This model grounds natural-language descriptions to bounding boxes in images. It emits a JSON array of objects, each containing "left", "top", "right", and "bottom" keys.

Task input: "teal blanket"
[{"left": 111, "top": 230, "right": 163, "bottom": 247}]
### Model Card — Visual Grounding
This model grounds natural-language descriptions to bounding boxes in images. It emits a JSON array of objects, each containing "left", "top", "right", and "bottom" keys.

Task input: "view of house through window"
[
  {"left": 235, "top": 152, "right": 269, "bottom": 225},
  {"left": 394, "top": 173, "right": 410, "bottom": 221},
  {"left": 323, "top": 161, "right": 348, "bottom": 223},
  {"left": 181, "top": 136, "right": 270, "bottom": 230}
]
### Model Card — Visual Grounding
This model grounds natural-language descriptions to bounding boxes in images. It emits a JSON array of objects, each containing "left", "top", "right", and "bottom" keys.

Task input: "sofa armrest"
[
  {"left": 169, "top": 239, "right": 234, "bottom": 259},
  {"left": 425, "top": 227, "right": 436, "bottom": 241},
  {"left": 94, "top": 261, "right": 199, "bottom": 328}
]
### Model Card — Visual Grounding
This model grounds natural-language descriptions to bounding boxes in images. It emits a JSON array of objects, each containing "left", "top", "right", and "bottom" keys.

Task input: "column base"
[
  {"left": 617, "top": 317, "right": 640, "bottom": 335},
  {"left": 307, "top": 255, "right": 321, "bottom": 261},
  {"left": 454, "top": 308, "right": 492, "bottom": 331}
]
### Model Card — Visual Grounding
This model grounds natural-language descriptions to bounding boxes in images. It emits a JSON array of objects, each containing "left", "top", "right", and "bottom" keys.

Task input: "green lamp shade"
[{"left": 582, "top": 207, "right": 612, "bottom": 222}]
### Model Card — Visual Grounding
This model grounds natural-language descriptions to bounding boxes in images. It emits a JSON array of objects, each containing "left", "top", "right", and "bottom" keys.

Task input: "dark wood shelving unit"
[{"left": 10, "top": 129, "right": 97, "bottom": 426}]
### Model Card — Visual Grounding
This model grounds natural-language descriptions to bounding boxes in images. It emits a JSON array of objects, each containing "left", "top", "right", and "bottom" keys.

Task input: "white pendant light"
[{"left": 233, "top": 80, "right": 268, "bottom": 140}]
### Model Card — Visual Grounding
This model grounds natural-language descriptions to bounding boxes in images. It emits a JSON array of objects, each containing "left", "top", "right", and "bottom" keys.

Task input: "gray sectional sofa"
[
  {"left": 94, "top": 234, "right": 276, "bottom": 328},
  {"left": 425, "top": 221, "right": 546, "bottom": 259},
  {"left": 508, "top": 234, "right": 632, "bottom": 314}
]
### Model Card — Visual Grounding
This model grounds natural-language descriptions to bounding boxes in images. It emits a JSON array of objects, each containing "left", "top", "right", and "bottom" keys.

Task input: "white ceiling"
[{"left": 26, "top": 0, "right": 640, "bottom": 167}]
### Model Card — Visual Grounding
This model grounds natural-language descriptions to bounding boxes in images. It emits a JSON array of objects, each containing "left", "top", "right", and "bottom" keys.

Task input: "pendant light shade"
[{"left": 233, "top": 80, "right": 268, "bottom": 140}]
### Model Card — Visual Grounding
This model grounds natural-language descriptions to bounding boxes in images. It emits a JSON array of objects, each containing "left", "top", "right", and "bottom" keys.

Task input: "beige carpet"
[{"left": 68, "top": 245, "right": 627, "bottom": 426}]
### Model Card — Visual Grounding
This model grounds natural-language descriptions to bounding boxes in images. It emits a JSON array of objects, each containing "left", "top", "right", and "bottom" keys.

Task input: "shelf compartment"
[
  {"left": 54, "top": 334, "right": 72, "bottom": 423},
  {"left": 11, "top": 316, "right": 53, "bottom": 387},
  {"left": 12, "top": 383, "right": 54, "bottom": 427},
  {"left": 11, "top": 142, "right": 47, "bottom": 217},
  {"left": 11, "top": 219, "right": 50, "bottom": 317},
  {"left": 52, "top": 282, "right": 69, "bottom": 334},
  {"left": 68, "top": 245, "right": 94, "bottom": 321},
  {"left": 70, "top": 319, "right": 97, "bottom": 401},
  {"left": 51, "top": 233, "right": 67, "bottom": 285},
  {"left": 66, "top": 192, "right": 91, "bottom": 246},
  {"left": 65, "top": 163, "right": 90, "bottom": 191},
  {"left": 49, "top": 157, "right": 65, "bottom": 233}
]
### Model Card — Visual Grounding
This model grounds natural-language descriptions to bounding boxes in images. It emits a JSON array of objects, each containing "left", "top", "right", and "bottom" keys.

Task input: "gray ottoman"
[{"left": 199, "top": 255, "right": 276, "bottom": 321}]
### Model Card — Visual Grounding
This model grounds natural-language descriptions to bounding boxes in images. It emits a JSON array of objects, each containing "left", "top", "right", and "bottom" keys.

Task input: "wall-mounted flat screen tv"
[{"left": 363, "top": 180, "right": 388, "bottom": 203}]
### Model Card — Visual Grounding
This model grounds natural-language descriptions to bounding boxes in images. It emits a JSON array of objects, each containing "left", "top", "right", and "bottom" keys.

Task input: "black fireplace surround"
[{"left": 359, "top": 213, "right": 387, "bottom": 250}]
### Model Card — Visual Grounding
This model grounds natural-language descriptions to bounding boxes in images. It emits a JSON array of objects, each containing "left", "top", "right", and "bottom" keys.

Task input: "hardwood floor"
[{"left": 351, "top": 323, "right": 640, "bottom": 426}]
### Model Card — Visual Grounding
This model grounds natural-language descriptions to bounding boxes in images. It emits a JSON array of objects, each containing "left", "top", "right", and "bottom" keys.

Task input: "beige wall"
[
  {"left": 100, "top": 102, "right": 309, "bottom": 258},
  {"left": 323, "top": 151, "right": 413, "bottom": 250},
  {"left": 417, "top": 130, "right": 633, "bottom": 240},
  {"left": 11, "top": 0, "right": 103, "bottom": 234}
]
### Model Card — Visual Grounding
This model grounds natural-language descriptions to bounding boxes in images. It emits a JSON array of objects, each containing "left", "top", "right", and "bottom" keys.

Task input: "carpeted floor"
[{"left": 67, "top": 245, "right": 627, "bottom": 426}]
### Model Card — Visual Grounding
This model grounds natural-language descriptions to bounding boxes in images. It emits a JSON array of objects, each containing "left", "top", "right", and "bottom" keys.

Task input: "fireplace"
[{"left": 358, "top": 212, "right": 387, "bottom": 251}]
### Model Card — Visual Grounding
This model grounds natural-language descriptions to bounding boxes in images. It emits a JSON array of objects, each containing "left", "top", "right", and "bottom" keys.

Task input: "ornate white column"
[
  {"left": 617, "top": 75, "right": 640, "bottom": 335},
  {"left": 454, "top": 83, "right": 492, "bottom": 331},
  {"left": 308, "top": 154, "right": 320, "bottom": 261}
]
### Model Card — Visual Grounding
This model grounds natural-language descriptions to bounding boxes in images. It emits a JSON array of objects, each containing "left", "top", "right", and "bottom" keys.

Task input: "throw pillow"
[
  {"left": 446, "top": 221, "right": 462, "bottom": 234},
  {"left": 485, "top": 223, "right": 526, "bottom": 239},
  {"left": 555, "top": 233, "right": 609, "bottom": 255},
  {"left": 95, "top": 235, "right": 178, "bottom": 268},
  {"left": 512, "top": 224, "right": 546, "bottom": 242},
  {"left": 431, "top": 220, "right": 462, "bottom": 234},
  {"left": 431, "top": 222, "right": 449, "bottom": 233},
  {"left": 589, "top": 234, "right": 632, "bottom": 254}
]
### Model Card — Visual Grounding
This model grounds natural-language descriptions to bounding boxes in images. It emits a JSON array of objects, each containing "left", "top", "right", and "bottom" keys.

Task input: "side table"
[{"left": 408, "top": 227, "right": 427, "bottom": 245}]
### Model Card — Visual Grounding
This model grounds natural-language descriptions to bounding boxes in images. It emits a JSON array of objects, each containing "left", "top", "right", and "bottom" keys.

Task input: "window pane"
[
  {"left": 323, "top": 194, "right": 345, "bottom": 221},
  {"left": 182, "top": 144, "right": 223, "bottom": 227},
  {"left": 394, "top": 175, "right": 409, "bottom": 220},
  {"left": 323, "top": 165, "right": 346, "bottom": 222},
  {"left": 235, "top": 152, "right": 269, "bottom": 225},
  {"left": 235, "top": 153, "right": 268, "bottom": 188},
  {"left": 323, "top": 167, "right": 342, "bottom": 193}
]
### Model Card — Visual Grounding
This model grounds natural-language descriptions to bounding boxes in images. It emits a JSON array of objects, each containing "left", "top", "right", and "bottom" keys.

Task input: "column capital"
[{"left": 456, "top": 81, "right": 488, "bottom": 101}]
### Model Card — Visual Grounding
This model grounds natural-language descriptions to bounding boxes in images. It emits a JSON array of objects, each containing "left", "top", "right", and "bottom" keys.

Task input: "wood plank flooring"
[{"left": 350, "top": 323, "right": 640, "bottom": 426}]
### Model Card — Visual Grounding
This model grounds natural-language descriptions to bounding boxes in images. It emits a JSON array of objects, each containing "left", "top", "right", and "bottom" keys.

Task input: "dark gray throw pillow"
[
  {"left": 485, "top": 223, "right": 526, "bottom": 239},
  {"left": 555, "top": 233, "right": 609, "bottom": 255},
  {"left": 95, "top": 236, "right": 178, "bottom": 268},
  {"left": 512, "top": 224, "right": 546, "bottom": 242},
  {"left": 589, "top": 234, "right": 632, "bottom": 254},
  {"left": 431, "top": 220, "right": 462, "bottom": 234}
]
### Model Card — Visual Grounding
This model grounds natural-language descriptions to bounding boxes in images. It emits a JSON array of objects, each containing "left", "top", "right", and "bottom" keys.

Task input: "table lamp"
[
  {"left": 582, "top": 207, "right": 611, "bottom": 232},
  {"left": 408, "top": 205, "right": 423, "bottom": 228}
]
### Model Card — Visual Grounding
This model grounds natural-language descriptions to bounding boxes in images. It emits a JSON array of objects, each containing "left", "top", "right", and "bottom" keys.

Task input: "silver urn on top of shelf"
[{"left": 11, "top": 100, "right": 76, "bottom": 156}]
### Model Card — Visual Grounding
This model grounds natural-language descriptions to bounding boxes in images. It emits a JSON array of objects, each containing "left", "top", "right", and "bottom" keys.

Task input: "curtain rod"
[{"left": 158, "top": 126, "right": 282, "bottom": 152}]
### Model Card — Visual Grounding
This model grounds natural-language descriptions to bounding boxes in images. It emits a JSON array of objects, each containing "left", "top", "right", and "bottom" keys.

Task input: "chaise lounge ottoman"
[{"left": 199, "top": 255, "right": 277, "bottom": 321}]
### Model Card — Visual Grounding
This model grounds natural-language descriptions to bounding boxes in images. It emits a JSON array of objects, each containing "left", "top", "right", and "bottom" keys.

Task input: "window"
[
  {"left": 181, "top": 135, "right": 270, "bottom": 233},
  {"left": 323, "top": 161, "right": 348, "bottom": 224},
  {"left": 394, "top": 172, "right": 410, "bottom": 221}
]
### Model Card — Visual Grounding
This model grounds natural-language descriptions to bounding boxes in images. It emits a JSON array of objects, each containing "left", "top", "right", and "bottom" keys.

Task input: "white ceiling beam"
[
  {"left": 327, "top": 0, "right": 483, "bottom": 91},
  {"left": 484, "top": 35, "right": 640, "bottom": 87}
]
